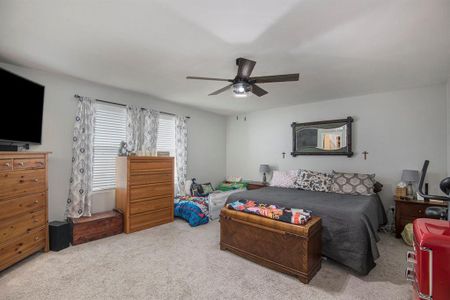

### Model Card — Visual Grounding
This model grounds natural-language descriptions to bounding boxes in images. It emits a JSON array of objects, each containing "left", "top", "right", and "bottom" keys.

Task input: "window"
[
  {"left": 92, "top": 103, "right": 127, "bottom": 191},
  {"left": 157, "top": 114, "right": 175, "bottom": 156},
  {"left": 92, "top": 105, "right": 175, "bottom": 192}
]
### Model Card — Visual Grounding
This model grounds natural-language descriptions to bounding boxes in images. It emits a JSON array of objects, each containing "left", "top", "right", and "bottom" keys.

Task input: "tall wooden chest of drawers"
[
  {"left": 115, "top": 156, "right": 174, "bottom": 233},
  {"left": 0, "top": 152, "right": 50, "bottom": 271}
]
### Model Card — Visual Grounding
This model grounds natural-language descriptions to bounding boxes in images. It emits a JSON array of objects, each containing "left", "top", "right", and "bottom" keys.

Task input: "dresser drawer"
[
  {"left": 13, "top": 158, "right": 45, "bottom": 170},
  {"left": 130, "top": 183, "right": 173, "bottom": 200},
  {"left": 0, "top": 192, "right": 46, "bottom": 220},
  {"left": 0, "top": 209, "right": 46, "bottom": 244},
  {"left": 130, "top": 172, "right": 172, "bottom": 186},
  {"left": 398, "top": 203, "right": 426, "bottom": 218},
  {"left": 130, "top": 160, "right": 172, "bottom": 173},
  {"left": 130, "top": 196, "right": 171, "bottom": 215},
  {"left": 0, "top": 159, "right": 13, "bottom": 172},
  {"left": 129, "top": 209, "right": 172, "bottom": 232},
  {"left": 0, "top": 169, "right": 46, "bottom": 200},
  {"left": 0, "top": 227, "right": 46, "bottom": 271}
]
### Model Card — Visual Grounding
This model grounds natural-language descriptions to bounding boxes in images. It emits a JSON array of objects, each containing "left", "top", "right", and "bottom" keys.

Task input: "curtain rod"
[{"left": 73, "top": 94, "right": 190, "bottom": 119}]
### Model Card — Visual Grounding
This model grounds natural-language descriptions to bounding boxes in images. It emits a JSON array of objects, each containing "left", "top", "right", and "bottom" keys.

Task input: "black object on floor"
[{"left": 49, "top": 221, "right": 71, "bottom": 251}]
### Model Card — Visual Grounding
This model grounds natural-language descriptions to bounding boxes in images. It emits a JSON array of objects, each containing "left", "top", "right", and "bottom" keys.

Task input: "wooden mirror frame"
[{"left": 291, "top": 116, "right": 353, "bottom": 157}]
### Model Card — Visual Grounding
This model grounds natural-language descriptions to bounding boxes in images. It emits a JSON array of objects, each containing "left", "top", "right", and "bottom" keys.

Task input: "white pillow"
[{"left": 270, "top": 170, "right": 298, "bottom": 188}]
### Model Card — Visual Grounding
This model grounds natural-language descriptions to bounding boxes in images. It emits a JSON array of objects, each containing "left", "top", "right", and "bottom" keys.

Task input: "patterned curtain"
[
  {"left": 175, "top": 116, "right": 188, "bottom": 195},
  {"left": 126, "top": 105, "right": 143, "bottom": 153},
  {"left": 142, "top": 109, "right": 160, "bottom": 155},
  {"left": 66, "top": 96, "right": 96, "bottom": 218},
  {"left": 126, "top": 105, "right": 160, "bottom": 154}
]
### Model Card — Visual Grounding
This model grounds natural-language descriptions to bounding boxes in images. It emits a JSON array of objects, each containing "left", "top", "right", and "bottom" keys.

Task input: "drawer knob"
[
  {"left": 418, "top": 210, "right": 422, "bottom": 214},
  {"left": 34, "top": 200, "right": 39, "bottom": 204},
  {"left": 33, "top": 219, "right": 38, "bottom": 223},
  {"left": 34, "top": 236, "right": 39, "bottom": 241},
  {"left": 19, "top": 162, "right": 24, "bottom": 166},
  {"left": 4, "top": 162, "right": 10, "bottom": 167},
  {"left": 34, "top": 179, "right": 39, "bottom": 182}
]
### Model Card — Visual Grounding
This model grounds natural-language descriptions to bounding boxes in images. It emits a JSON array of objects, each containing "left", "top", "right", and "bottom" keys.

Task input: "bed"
[{"left": 226, "top": 187, "right": 387, "bottom": 275}]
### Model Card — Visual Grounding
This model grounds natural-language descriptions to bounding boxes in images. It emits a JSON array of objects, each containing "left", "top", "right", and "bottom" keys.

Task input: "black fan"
[{"left": 186, "top": 58, "right": 299, "bottom": 97}]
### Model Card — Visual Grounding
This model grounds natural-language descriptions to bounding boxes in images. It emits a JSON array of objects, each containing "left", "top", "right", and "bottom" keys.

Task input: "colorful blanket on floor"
[
  {"left": 174, "top": 196, "right": 209, "bottom": 227},
  {"left": 226, "top": 199, "right": 312, "bottom": 225}
]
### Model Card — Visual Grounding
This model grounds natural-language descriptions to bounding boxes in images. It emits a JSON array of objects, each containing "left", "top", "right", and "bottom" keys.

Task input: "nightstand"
[
  {"left": 394, "top": 197, "right": 447, "bottom": 238},
  {"left": 246, "top": 181, "right": 268, "bottom": 190}
]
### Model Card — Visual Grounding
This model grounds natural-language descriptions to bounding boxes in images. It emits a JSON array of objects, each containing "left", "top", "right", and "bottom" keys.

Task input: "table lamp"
[
  {"left": 259, "top": 164, "right": 271, "bottom": 184},
  {"left": 401, "top": 169, "right": 419, "bottom": 199}
]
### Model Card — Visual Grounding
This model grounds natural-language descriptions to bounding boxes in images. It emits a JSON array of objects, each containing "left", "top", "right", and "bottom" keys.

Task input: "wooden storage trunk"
[
  {"left": 220, "top": 208, "right": 322, "bottom": 283},
  {"left": 70, "top": 210, "right": 123, "bottom": 245}
]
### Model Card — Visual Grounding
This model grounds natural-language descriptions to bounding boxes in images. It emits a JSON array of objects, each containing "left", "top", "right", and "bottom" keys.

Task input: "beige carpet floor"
[{"left": 0, "top": 219, "right": 412, "bottom": 300}]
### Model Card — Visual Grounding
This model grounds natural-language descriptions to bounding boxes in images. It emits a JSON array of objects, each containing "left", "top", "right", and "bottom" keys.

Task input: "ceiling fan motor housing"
[{"left": 232, "top": 82, "right": 252, "bottom": 97}]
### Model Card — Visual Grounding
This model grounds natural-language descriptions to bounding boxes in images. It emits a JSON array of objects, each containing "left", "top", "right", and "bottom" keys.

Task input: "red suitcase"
[{"left": 406, "top": 218, "right": 450, "bottom": 300}]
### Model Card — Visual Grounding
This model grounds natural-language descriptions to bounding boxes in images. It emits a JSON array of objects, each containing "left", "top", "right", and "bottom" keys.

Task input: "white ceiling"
[{"left": 0, "top": 0, "right": 449, "bottom": 115}]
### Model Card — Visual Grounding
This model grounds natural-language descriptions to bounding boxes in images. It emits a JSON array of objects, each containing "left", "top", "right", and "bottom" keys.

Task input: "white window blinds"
[
  {"left": 92, "top": 103, "right": 127, "bottom": 191},
  {"left": 157, "top": 114, "right": 175, "bottom": 156}
]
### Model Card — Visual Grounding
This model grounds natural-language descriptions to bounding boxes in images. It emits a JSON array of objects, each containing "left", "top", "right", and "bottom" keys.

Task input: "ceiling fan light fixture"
[{"left": 232, "top": 82, "right": 252, "bottom": 98}]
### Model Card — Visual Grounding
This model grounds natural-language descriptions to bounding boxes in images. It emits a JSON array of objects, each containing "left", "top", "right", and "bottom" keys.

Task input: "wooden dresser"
[
  {"left": 394, "top": 196, "right": 447, "bottom": 238},
  {"left": 0, "top": 152, "right": 50, "bottom": 271},
  {"left": 116, "top": 156, "right": 174, "bottom": 233}
]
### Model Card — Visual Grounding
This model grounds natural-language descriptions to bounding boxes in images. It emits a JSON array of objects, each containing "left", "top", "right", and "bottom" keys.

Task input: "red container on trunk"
[{"left": 407, "top": 219, "right": 450, "bottom": 300}]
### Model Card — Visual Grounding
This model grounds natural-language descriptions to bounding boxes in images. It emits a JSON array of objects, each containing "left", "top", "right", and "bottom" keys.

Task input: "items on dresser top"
[
  {"left": 116, "top": 156, "right": 174, "bottom": 233},
  {"left": 394, "top": 196, "right": 446, "bottom": 238},
  {"left": 401, "top": 169, "right": 419, "bottom": 199},
  {"left": 70, "top": 210, "right": 123, "bottom": 245},
  {"left": 0, "top": 152, "right": 50, "bottom": 272}
]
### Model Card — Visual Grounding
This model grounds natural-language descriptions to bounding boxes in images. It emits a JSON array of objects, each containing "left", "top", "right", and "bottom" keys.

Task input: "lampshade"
[
  {"left": 259, "top": 164, "right": 271, "bottom": 173},
  {"left": 401, "top": 169, "right": 419, "bottom": 183}
]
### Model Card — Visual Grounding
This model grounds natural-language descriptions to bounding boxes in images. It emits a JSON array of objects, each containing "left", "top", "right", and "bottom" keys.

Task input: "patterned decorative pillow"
[
  {"left": 296, "top": 170, "right": 333, "bottom": 192},
  {"left": 270, "top": 170, "right": 298, "bottom": 188},
  {"left": 331, "top": 171, "right": 376, "bottom": 195}
]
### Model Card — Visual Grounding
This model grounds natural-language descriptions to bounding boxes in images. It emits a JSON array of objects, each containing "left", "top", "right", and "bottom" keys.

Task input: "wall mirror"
[{"left": 291, "top": 117, "right": 353, "bottom": 157}]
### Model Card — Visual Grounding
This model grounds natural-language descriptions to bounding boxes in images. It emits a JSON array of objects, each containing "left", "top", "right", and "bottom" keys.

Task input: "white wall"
[
  {"left": 447, "top": 78, "right": 450, "bottom": 176},
  {"left": 227, "top": 85, "right": 448, "bottom": 210},
  {"left": 0, "top": 62, "right": 227, "bottom": 221}
]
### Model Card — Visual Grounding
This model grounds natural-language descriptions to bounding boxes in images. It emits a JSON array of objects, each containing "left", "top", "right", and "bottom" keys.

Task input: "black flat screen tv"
[{"left": 0, "top": 68, "right": 45, "bottom": 145}]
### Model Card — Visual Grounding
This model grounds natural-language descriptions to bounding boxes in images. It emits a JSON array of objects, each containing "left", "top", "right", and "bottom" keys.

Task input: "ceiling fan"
[{"left": 186, "top": 58, "right": 299, "bottom": 98}]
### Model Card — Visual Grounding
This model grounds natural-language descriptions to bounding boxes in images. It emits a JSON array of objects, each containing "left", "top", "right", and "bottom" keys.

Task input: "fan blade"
[
  {"left": 237, "top": 58, "right": 256, "bottom": 79},
  {"left": 250, "top": 73, "right": 299, "bottom": 83},
  {"left": 209, "top": 84, "right": 232, "bottom": 96},
  {"left": 186, "top": 76, "right": 232, "bottom": 82},
  {"left": 251, "top": 84, "right": 268, "bottom": 97}
]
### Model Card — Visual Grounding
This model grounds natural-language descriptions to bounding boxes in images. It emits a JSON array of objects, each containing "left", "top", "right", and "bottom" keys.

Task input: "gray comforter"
[{"left": 226, "top": 187, "right": 387, "bottom": 275}]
